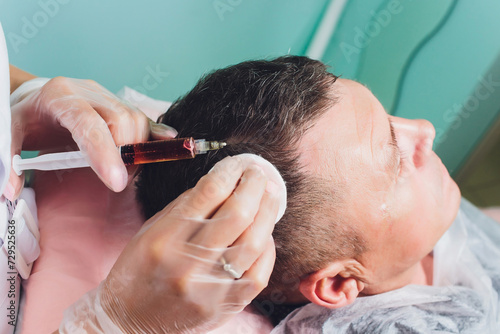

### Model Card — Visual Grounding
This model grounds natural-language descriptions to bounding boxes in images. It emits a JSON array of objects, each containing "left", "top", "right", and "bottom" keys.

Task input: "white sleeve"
[{"left": 0, "top": 23, "right": 11, "bottom": 196}]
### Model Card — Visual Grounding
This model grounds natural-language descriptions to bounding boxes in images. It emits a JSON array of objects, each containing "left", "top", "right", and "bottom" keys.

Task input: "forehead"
[{"left": 297, "top": 78, "right": 390, "bottom": 186}]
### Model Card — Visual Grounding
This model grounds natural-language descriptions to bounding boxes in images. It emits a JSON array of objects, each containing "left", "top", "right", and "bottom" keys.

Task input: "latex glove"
[
  {"left": 5, "top": 76, "right": 177, "bottom": 200},
  {"left": 58, "top": 156, "right": 279, "bottom": 333}
]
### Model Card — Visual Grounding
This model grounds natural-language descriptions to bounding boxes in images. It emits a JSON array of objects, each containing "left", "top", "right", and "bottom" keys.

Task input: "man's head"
[
  {"left": 136, "top": 56, "right": 461, "bottom": 309},
  {"left": 295, "top": 78, "right": 461, "bottom": 308}
]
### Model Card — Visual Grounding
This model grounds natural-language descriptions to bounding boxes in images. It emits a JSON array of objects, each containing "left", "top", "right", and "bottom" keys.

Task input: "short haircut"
[{"left": 136, "top": 56, "right": 366, "bottom": 303}]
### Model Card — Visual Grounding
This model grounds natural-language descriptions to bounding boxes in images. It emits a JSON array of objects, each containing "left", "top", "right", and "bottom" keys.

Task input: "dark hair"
[{"left": 136, "top": 56, "right": 366, "bottom": 304}]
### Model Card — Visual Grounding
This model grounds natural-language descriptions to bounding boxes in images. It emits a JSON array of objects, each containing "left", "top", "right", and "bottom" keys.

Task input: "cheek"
[
  {"left": 390, "top": 217, "right": 433, "bottom": 263},
  {"left": 390, "top": 178, "right": 443, "bottom": 253}
]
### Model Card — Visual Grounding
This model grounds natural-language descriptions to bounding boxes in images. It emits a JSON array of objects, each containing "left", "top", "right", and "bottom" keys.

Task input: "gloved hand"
[
  {"left": 58, "top": 156, "right": 280, "bottom": 333},
  {"left": 5, "top": 76, "right": 177, "bottom": 200}
]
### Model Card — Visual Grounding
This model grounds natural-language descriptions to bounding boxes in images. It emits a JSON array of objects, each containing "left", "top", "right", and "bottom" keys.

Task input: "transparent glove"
[
  {"left": 59, "top": 156, "right": 280, "bottom": 333},
  {"left": 5, "top": 76, "right": 177, "bottom": 200}
]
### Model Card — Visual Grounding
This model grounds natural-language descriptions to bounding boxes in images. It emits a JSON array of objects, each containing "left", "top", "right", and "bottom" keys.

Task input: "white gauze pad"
[{"left": 235, "top": 153, "right": 287, "bottom": 224}]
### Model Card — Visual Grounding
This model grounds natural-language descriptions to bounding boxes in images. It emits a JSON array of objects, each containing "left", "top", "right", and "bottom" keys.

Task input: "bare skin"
[{"left": 9, "top": 65, "right": 36, "bottom": 93}]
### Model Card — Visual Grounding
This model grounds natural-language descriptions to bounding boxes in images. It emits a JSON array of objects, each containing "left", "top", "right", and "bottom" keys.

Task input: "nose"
[{"left": 390, "top": 116, "right": 436, "bottom": 168}]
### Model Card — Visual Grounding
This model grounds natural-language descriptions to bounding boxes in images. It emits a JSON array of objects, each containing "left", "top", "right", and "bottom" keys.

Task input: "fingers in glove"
[
  {"left": 214, "top": 189, "right": 279, "bottom": 278},
  {"left": 222, "top": 238, "right": 276, "bottom": 311},
  {"left": 54, "top": 99, "right": 127, "bottom": 192},
  {"left": 188, "top": 163, "right": 268, "bottom": 250}
]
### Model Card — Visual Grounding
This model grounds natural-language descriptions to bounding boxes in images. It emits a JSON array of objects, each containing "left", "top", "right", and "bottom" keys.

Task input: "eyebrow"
[{"left": 387, "top": 117, "right": 400, "bottom": 174}]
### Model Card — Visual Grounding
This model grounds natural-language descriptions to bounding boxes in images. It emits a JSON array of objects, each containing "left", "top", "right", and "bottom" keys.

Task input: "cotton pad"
[{"left": 234, "top": 153, "right": 287, "bottom": 224}]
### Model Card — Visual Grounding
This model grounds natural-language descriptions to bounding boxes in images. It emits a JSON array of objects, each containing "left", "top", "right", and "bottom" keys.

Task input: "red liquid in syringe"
[{"left": 120, "top": 138, "right": 196, "bottom": 165}]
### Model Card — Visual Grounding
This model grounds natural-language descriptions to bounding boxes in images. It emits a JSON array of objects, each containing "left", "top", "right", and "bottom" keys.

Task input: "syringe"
[{"left": 12, "top": 138, "right": 227, "bottom": 175}]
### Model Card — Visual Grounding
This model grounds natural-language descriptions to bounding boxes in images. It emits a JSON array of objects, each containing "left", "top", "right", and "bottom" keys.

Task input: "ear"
[{"left": 299, "top": 262, "right": 364, "bottom": 309}]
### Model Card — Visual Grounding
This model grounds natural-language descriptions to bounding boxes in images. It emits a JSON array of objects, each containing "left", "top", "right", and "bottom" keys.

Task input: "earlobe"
[{"left": 299, "top": 263, "right": 364, "bottom": 309}]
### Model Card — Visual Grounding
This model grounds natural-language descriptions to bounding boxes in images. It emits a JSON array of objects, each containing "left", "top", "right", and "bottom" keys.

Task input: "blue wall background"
[{"left": 1, "top": 0, "right": 329, "bottom": 101}]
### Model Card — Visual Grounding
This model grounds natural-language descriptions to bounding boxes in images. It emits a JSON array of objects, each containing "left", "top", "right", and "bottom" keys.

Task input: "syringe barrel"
[{"left": 120, "top": 138, "right": 196, "bottom": 166}]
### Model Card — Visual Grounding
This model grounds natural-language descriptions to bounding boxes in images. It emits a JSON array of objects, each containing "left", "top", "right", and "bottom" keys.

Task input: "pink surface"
[
  {"left": 18, "top": 168, "right": 143, "bottom": 333},
  {"left": 18, "top": 167, "right": 272, "bottom": 333}
]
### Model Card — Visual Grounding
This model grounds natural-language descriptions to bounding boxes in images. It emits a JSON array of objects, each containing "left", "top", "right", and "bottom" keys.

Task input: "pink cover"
[
  {"left": 18, "top": 168, "right": 142, "bottom": 333},
  {"left": 18, "top": 167, "right": 272, "bottom": 333}
]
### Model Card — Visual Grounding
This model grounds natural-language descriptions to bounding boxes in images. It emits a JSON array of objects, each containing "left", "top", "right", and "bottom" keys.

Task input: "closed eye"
[
  {"left": 389, "top": 141, "right": 410, "bottom": 176},
  {"left": 388, "top": 118, "right": 409, "bottom": 175}
]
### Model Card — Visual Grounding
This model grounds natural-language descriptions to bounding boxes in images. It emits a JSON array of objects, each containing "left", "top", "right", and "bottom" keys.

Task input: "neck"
[
  {"left": 361, "top": 253, "right": 435, "bottom": 296},
  {"left": 422, "top": 252, "right": 434, "bottom": 285},
  {"left": 408, "top": 253, "right": 434, "bottom": 286}
]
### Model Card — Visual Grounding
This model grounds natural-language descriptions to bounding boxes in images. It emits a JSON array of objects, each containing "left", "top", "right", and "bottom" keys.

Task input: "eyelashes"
[
  {"left": 389, "top": 141, "right": 409, "bottom": 176},
  {"left": 397, "top": 149, "right": 410, "bottom": 175}
]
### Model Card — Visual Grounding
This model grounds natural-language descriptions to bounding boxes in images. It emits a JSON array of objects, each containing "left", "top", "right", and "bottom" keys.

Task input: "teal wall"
[{"left": 1, "top": 0, "right": 328, "bottom": 101}]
